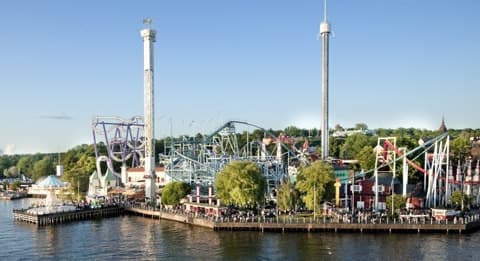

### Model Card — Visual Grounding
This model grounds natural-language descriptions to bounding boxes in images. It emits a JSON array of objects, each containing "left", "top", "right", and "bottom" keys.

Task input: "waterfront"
[{"left": 1, "top": 199, "right": 479, "bottom": 260}]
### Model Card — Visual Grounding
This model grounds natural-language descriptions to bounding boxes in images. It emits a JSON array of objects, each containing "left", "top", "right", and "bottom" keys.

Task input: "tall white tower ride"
[
  {"left": 141, "top": 18, "right": 157, "bottom": 201},
  {"left": 320, "top": 0, "right": 331, "bottom": 160}
]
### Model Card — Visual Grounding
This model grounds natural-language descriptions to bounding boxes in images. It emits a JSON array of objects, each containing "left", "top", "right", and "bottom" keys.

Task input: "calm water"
[{"left": 1, "top": 199, "right": 478, "bottom": 260}]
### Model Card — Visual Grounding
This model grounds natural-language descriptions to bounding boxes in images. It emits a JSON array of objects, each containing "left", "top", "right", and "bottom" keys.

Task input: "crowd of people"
[{"left": 126, "top": 200, "right": 480, "bottom": 225}]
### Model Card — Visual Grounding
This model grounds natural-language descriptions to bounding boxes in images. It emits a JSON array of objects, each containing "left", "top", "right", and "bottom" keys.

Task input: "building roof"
[
  {"left": 367, "top": 172, "right": 401, "bottom": 186},
  {"left": 127, "top": 166, "right": 165, "bottom": 172},
  {"left": 37, "top": 175, "right": 65, "bottom": 188}
]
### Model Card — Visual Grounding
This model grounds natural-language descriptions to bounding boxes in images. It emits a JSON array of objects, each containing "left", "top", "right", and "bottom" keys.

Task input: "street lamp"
[
  {"left": 391, "top": 184, "right": 394, "bottom": 217},
  {"left": 313, "top": 182, "right": 316, "bottom": 220}
]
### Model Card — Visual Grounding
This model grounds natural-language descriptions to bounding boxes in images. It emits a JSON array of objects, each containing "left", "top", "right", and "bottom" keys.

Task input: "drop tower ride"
[
  {"left": 141, "top": 19, "right": 157, "bottom": 201},
  {"left": 320, "top": 0, "right": 331, "bottom": 160}
]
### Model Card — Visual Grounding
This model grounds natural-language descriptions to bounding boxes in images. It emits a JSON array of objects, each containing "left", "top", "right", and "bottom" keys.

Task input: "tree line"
[{"left": 0, "top": 125, "right": 478, "bottom": 199}]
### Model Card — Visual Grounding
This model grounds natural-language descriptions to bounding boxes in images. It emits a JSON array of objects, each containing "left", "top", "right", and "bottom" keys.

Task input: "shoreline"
[
  {"left": 124, "top": 207, "right": 480, "bottom": 234},
  {"left": 12, "top": 203, "right": 480, "bottom": 234}
]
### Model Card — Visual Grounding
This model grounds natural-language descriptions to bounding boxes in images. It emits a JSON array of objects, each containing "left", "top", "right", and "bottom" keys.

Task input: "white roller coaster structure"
[
  {"left": 159, "top": 121, "right": 310, "bottom": 198},
  {"left": 92, "top": 119, "right": 310, "bottom": 198}
]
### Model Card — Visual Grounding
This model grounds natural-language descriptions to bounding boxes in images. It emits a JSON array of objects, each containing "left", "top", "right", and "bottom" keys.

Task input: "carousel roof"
[{"left": 37, "top": 175, "right": 65, "bottom": 188}]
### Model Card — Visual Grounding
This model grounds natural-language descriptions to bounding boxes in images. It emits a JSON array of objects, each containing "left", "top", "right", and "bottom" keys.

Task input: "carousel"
[{"left": 27, "top": 175, "right": 76, "bottom": 215}]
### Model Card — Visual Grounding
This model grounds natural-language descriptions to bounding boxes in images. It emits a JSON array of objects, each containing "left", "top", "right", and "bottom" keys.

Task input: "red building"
[{"left": 344, "top": 172, "right": 401, "bottom": 210}]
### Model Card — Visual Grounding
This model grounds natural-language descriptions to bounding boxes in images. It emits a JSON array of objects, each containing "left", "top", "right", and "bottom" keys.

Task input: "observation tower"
[{"left": 141, "top": 18, "right": 157, "bottom": 201}]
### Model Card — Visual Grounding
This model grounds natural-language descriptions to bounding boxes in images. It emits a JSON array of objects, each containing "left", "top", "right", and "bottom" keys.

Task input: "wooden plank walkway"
[
  {"left": 13, "top": 206, "right": 480, "bottom": 234},
  {"left": 124, "top": 207, "right": 214, "bottom": 229},
  {"left": 124, "top": 207, "right": 480, "bottom": 234},
  {"left": 13, "top": 206, "right": 124, "bottom": 226},
  {"left": 214, "top": 221, "right": 476, "bottom": 234}
]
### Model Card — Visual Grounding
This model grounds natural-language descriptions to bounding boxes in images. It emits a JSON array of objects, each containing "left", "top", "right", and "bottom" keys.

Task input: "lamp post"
[
  {"left": 391, "top": 184, "right": 394, "bottom": 217},
  {"left": 352, "top": 181, "right": 355, "bottom": 216},
  {"left": 313, "top": 182, "right": 316, "bottom": 220},
  {"left": 196, "top": 180, "right": 201, "bottom": 204}
]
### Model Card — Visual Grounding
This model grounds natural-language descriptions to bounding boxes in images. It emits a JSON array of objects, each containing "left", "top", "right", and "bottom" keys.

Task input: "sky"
[{"left": 0, "top": 0, "right": 479, "bottom": 155}]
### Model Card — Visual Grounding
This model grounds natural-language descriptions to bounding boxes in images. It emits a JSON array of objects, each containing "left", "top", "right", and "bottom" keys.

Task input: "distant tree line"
[{"left": 0, "top": 125, "right": 478, "bottom": 198}]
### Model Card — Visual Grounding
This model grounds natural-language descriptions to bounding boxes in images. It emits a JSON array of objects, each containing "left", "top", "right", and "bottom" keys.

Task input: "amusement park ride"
[
  {"left": 90, "top": 118, "right": 312, "bottom": 199},
  {"left": 367, "top": 132, "right": 480, "bottom": 211},
  {"left": 89, "top": 113, "right": 480, "bottom": 210},
  {"left": 87, "top": 6, "right": 480, "bottom": 210}
]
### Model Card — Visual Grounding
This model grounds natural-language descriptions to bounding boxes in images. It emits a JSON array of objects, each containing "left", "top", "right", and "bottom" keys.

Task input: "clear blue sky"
[{"left": 0, "top": 0, "right": 478, "bottom": 154}]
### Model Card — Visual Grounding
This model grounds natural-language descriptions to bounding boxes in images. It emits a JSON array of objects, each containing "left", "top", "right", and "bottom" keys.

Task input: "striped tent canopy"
[{"left": 37, "top": 175, "right": 65, "bottom": 188}]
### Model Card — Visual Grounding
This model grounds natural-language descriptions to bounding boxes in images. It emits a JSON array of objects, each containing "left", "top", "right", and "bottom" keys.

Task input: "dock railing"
[{"left": 124, "top": 203, "right": 480, "bottom": 233}]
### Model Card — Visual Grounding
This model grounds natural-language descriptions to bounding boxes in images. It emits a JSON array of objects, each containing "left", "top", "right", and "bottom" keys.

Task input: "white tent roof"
[{"left": 37, "top": 175, "right": 65, "bottom": 188}]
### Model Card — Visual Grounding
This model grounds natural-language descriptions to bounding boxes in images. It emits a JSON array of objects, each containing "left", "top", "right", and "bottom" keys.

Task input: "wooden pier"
[
  {"left": 13, "top": 206, "right": 480, "bottom": 234},
  {"left": 13, "top": 206, "right": 124, "bottom": 226},
  {"left": 125, "top": 207, "right": 215, "bottom": 229},
  {"left": 213, "top": 220, "right": 480, "bottom": 234},
  {"left": 124, "top": 207, "right": 480, "bottom": 234}
]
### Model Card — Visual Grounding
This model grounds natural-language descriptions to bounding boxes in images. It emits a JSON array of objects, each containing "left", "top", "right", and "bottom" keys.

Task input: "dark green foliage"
[
  {"left": 450, "top": 190, "right": 472, "bottom": 209},
  {"left": 16, "top": 156, "right": 35, "bottom": 176},
  {"left": 215, "top": 161, "right": 266, "bottom": 208},
  {"left": 356, "top": 145, "right": 375, "bottom": 171},
  {"left": 277, "top": 180, "right": 301, "bottom": 212},
  {"left": 32, "top": 156, "right": 55, "bottom": 182},
  {"left": 296, "top": 161, "right": 335, "bottom": 212},
  {"left": 450, "top": 132, "right": 471, "bottom": 162},
  {"left": 0, "top": 125, "right": 478, "bottom": 201},
  {"left": 161, "top": 182, "right": 191, "bottom": 205},
  {"left": 386, "top": 194, "right": 406, "bottom": 213},
  {"left": 340, "top": 133, "right": 372, "bottom": 160},
  {"left": 61, "top": 152, "right": 97, "bottom": 201},
  {"left": 3, "top": 166, "right": 19, "bottom": 178}
]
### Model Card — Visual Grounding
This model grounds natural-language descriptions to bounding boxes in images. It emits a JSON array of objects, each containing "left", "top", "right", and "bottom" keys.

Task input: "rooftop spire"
[{"left": 439, "top": 116, "right": 447, "bottom": 133}]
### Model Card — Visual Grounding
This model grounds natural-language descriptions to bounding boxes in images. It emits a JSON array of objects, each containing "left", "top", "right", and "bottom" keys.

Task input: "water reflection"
[{"left": 1, "top": 199, "right": 480, "bottom": 260}]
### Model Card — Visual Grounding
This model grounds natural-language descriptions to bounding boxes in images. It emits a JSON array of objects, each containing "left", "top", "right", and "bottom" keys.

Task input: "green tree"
[
  {"left": 215, "top": 161, "right": 266, "bottom": 208},
  {"left": 161, "top": 181, "right": 191, "bottom": 205},
  {"left": 356, "top": 145, "right": 375, "bottom": 171},
  {"left": 355, "top": 123, "right": 368, "bottom": 130},
  {"left": 334, "top": 124, "right": 344, "bottom": 132},
  {"left": 451, "top": 133, "right": 471, "bottom": 162},
  {"left": 284, "top": 126, "right": 305, "bottom": 138},
  {"left": 0, "top": 156, "right": 17, "bottom": 178},
  {"left": 450, "top": 190, "right": 472, "bottom": 210},
  {"left": 32, "top": 156, "right": 55, "bottom": 181},
  {"left": 4, "top": 166, "right": 19, "bottom": 178},
  {"left": 295, "top": 160, "right": 335, "bottom": 214},
  {"left": 61, "top": 154, "right": 97, "bottom": 201},
  {"left": 277, "top": 180, "right": 300, "bottom": 212},
  {"left": 386, "top": 194, "right": 406, "bottom": 217},
  {"left": 340, "top": 133, "right": 371, "bottom": 159},
  {"left": 17, "top": 156, "right": 35, "bottom": 177},
  {"left": 329, "top": 137, "right": 343, "bottom": 159}
]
